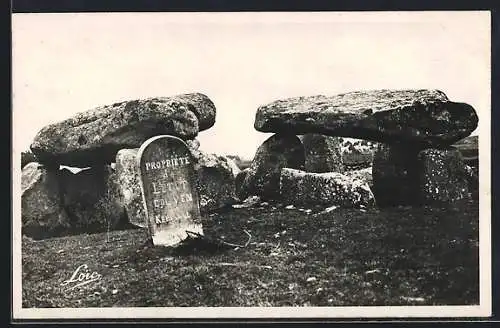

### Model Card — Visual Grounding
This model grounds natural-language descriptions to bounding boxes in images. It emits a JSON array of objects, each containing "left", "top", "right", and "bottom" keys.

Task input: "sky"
[{"left": 12, "top": 11, "right": 490, "bottom": 160}]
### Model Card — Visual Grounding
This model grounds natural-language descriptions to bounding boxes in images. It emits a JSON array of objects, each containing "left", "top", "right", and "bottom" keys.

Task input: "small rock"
[
  {"left": 324, "top": 205, "right": 338, "bottom": 213},
  {"left": 306, "top": 277, "right": 317, "bottom": 282}
]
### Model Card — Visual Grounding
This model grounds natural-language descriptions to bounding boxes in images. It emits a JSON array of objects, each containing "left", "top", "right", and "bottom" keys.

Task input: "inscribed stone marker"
[{"left": 137, "top": 135, "right": 203, "bottom": 246}]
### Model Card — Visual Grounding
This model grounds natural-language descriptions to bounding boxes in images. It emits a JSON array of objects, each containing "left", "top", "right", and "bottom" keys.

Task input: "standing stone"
[
  {"left": 301, "top": 134, "right": 344, "bottom": 173},
  {"left": 21, "top": 163, "right": 70, "bottom": 239},
  {"left": 241, "top": 134, "right": 305, "bottom": 200},
  {"left": 115, "top": 149, "right": 147, "bottom": 228},
  {"left": 31, "top": 93, "right": 216, "bottom": 167},
  {"left": 280, "top": 168, "right": 375, "bottom": 207},
  {"left": 372, "top": 143, "right": 420, "bottom": 206},
  {"left": 418, "top": 148, "right": 470, "bottom": 204},
  {"left": 255, "top": 89, "right": 478, "bottom": 148},
  {"left": 188, "top": 148, "right": 239, "bottom": 214},
  {"left": 137, "top": 135, "right": 203, "bottom": 247},
  {"left": 235, "top": 168, "right": 251, "bottom": 200},
  {"left": 59, "top": 165, "right": 125, "bottom": 233}
]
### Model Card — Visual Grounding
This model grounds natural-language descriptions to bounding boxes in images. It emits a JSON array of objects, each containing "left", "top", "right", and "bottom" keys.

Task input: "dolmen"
[
  {"left": 21, "top": 93, "right": 240, "bottom": 239},
  {"left": 237, "top": 89, "right": 479, "bottom": 208}
]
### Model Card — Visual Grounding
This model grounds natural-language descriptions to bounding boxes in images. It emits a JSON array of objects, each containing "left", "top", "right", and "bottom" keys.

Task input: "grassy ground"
[{"left": 22, "top": 195, "right": 479, "bottom": 308}]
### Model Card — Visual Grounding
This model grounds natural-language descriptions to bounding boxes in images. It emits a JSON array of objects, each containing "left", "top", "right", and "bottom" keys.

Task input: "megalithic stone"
[
  {"left": 137, "top": 135, "right": 203, "bottom": 247},
  {"left": 255, "top": 89, "right": 478, "bottom": 148},
  {"left": 31, "top": 93, "right": 216, "bottom": 167}
]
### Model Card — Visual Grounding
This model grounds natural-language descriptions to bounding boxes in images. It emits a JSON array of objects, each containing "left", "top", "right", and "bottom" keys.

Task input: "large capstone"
[
  {"left": 30, "top": 93, "right": 216, "bottom": 167},
  {"left": 279, "top": 168, "right": 375, "bottom": 207},
  {"left": 255, "top": 89, "right": 478, "bottom": 148},
  {"left": 240, "top": 134, "right": 305, "bottom": 200}
]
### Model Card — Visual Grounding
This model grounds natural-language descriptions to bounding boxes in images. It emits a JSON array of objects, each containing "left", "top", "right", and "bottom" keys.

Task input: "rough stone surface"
[
  {"left": 255, "top": 89, "right": 478, "bottom": 148},
  {"left": 189, "top": 148, "right": 239, "bottom": 213},
  {"left": 372, "top": 143, "right": 420, "bottom": 206},
  {"left": 21, "top": 163, "right": 70, "bottom": 239},
  {"left": 301, "top": 134, "right": 344, "bottom": 173},
  {"left": 373, "top": 144, "right": 472, "bottom": 206},
  {"left": 418, "top": 148, "right": 470, "bottom": 204},
  {"left": 453, "top": 135, "right": 478, "bottom": 167},
  {"left": 235, "top": 168, "right": 251, "bottom": 200},
  {"left": 344, "top": 167, "right": 373, "bottom": 188},
  {"left": 280, "top": 168, "right": 375, "bottom": 207},
  {"left": 186, "top": 139, "right": 201, "bottom": 150},
  {"left": 115, "top": 148, "right": 147, "bottom": 228},
  {"left": 341, "top": 139, "right": 378, "bottom": 170},
  {"left": 59, "top": 165, "right": 126, "bottom": 232},
  {"left": 31, "top": 93, "right": 216, "bottom": 167},
  {"left": 169, "top": 93, "right": 216, "bottom": 131},
  {"left": 241, "top": 134, "right": 305, "bottom": 200},
  {"left": 464, "top": 164, "right": 479, "bottom": 195},
  {"left": 21, "top": 151, "right": 37, "bottom": 168}
]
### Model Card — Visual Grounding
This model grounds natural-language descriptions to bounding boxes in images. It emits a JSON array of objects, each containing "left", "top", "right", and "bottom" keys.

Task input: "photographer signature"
[{"left": 61, "top": 264, "right": 102, "bottom": 291}]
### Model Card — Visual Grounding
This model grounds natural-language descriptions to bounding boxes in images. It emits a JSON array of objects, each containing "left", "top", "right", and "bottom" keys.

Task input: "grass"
[{"left": 22, "top": 195, "right": 479, "bottom": 308}]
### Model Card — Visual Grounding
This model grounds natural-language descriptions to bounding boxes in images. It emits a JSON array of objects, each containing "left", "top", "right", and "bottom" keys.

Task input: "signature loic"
[{"left": 61, "top": 264, "right": 102, "bottom": 291}]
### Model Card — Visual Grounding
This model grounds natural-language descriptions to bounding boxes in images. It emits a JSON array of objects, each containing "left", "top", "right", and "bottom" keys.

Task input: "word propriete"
[{"left": 145, "top": 156, "right": 190, "bottom": 171}]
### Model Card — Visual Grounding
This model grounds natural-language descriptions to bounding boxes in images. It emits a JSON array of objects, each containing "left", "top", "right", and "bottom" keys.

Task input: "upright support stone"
[
  {"left": 301, "top": 134, "right": 344, "bottom": 173},
  {"left": 372, "top": 143, "right": 420, "bottom": 206},
  {"left": 115, "top": 149, "right": 147, "bottom": 228},
  {"left": 373, "top": 144, "right": 472, "bottom": 207},
  {"left": 137, "top": 135, "right": 203, "bottom": 246},
  {"left": 418, "top": 148, "right": 470, "bottom": 204},
  {"left": 241, "top": 133, "right": 305, "bottom": 200},
  {"left": 21, "top": 163, "right": 70, "bottom": 239}
]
